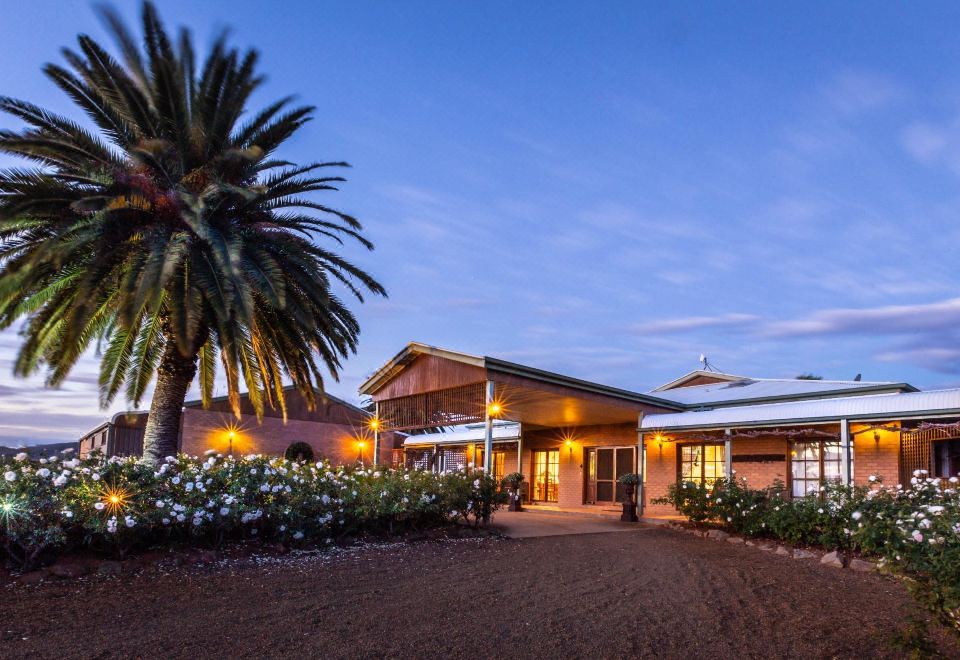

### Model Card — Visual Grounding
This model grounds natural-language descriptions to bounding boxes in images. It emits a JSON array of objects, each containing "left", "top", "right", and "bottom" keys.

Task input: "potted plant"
[
  {"left": 501, "top": 472, "right": 525, "bottom": 511},
  {"left": 617, "top": 473, "right": 641, "bottom": 522}
]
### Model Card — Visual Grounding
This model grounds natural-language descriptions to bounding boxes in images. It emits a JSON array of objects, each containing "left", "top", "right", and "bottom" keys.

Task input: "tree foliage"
[{"left": 0, "top": 3, "right": 384, "bottom": 441}]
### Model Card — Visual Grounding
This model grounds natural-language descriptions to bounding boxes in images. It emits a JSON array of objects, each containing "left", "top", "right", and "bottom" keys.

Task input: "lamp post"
[
  {"left": 357, "top": 439, "right": 366, "bottom": 466},
  {"left": 227, "top": 430, "right": 235, "bottom": 456}
]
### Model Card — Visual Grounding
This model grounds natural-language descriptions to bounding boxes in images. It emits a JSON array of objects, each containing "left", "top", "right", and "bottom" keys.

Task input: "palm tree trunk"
[{"left": 140, "top": 340, "right": 199, "bottom": 464}]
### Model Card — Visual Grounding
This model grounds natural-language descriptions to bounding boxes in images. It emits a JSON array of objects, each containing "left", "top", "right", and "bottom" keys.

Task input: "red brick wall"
[
  {"left": 644, "top": 439, "right": 679, "bottom": 515},
  {"left": 852, "top": 423, "right": 901, "bottom": 486},
  {"left": 180, "top": 408, "right": 373, "bottom": 466},
  {"left": 731, "top": 437, "right": 789, "bottom": 488}
]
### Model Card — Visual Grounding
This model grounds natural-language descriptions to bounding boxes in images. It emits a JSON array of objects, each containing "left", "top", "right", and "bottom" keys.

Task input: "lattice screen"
[{"left": 899, "top": 427, "right": 941, "bottom": 485}]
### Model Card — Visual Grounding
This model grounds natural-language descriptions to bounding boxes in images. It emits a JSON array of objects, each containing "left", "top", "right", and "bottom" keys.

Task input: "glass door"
[
  {"left": 532, "top": 449, "right": 559, "bottom": 502},
  {"left": 587, "top": 446, "right": 636, "bottom": 504}
]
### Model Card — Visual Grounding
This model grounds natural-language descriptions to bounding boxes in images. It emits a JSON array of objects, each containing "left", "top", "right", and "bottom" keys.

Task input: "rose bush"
[{"left": 0, "top": 450, "right": 506, "bottom": 571}]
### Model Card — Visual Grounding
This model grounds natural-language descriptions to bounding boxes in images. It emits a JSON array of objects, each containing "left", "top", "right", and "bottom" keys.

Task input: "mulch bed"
[{"left": 1, "top": 527, "right": 955, "bottom": 658}]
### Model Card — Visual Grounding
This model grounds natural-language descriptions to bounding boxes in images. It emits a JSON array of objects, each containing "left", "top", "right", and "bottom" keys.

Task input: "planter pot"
[
  {"left": 508, "top": 491, "right": 523, "bottom": 512},
  {"left": 621, "top": 484, "right": 639, "bottom": 522}
]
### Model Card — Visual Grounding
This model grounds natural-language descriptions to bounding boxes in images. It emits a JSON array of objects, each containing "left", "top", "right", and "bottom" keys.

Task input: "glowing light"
[
  {"left": 357, "top": 440, "right": 366, "bottom": 450},
  {"left": 564, "top": 439, "right": 573, "bottom": 447},
  {"left": 488, "top": 402, "right": 503, "bottom": 416},
  {"left": 368, "top": 418, "right": 380, "bottom": 431},
  {"left": 99, "top": 485, "right": 131, "bottom": 514},
  {"left": 228, "top": 430, "right": 236, "bottom": 440}
]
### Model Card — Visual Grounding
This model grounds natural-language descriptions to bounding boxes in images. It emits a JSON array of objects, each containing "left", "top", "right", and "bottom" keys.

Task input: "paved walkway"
[{"left": 489, "top": 509, "right": 651, "bottom": 538}]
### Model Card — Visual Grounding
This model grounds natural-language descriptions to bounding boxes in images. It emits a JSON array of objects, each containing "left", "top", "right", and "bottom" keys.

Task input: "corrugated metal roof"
[
  {"left": 642, "top": 388, "right": 960, "bottom": 430},
  {"left": 648, "top": 378, "right": 907, "bottom": 407},
  {"left": 404, "top": 423, "right": 521, "bottom": 446}
]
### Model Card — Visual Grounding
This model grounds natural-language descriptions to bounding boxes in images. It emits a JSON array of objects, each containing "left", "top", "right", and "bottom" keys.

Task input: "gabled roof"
[
  {"left": 649, "top": 377, "right": 916, "bottom": 408},
  {"left": 359, "top": 342, "right": 683, "bottom": 410},
  {"left": 642, "top": 388, "right": 960, "bottom": 431},
  {"left": 652, "top": 369, "right": 749, "bottom": 391}
]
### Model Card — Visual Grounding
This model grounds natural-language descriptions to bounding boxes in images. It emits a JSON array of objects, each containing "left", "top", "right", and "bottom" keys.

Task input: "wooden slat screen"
[
  {"left": 379, "top": 382, "right": 486, "bottom": 431},
  {"left": 900, "top": 427, "right": 940, "bottom": 485}
]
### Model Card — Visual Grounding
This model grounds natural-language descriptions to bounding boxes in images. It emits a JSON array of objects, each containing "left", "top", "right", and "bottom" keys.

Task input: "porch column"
[
  {"left": 372, "top": 401, "right": 380, "bottom": 466},
  {"left": 840, "top": 418, "right": 852, "bottom": 486},
  {"left": 483, "top": 380, "right": 494, "bottom": 473},
  {"left": 516, "top": 433, "right": 523, "bottom": 474},
  {"left": 724, "top": 429, "right": 733, "bottom": 480},
  {"left": 637, "top": 412, "right": 645, "bottom": 515}
]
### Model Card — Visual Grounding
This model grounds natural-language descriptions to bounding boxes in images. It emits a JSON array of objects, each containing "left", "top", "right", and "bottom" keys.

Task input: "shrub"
[
  {"left": 617, "top": 473, "right": 641, "bottom": 487},
  {"left": 284, "top": 442, "right": 315, "bottom": 462},
  {"left": 0, "top": 450, "right": 508, "bottom": 571}
]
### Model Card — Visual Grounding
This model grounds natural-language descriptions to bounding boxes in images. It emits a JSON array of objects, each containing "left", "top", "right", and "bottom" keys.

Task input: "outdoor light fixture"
[
  {"left": 368, "top": 417, "right": 380, "bottom": 431},
  {"left": 874, "top": 430, "right": 881, "bottom": 444},
  {"left": 565, "top": 438, "right": 574, "bottom": 458},
  {"left": 654, "top": 433, "right": 664, "bottom": 450},
  {"left": 228, "top": 430, "right": 236, "bottom": 456},
  {"left": 357, "top": 439, "right": 366, "bottom": 465},
  {"left": 100, "top": 485, "right": 130, "bottom": 514},
  {"left": 488, "top": 401, "right": 503, "bottom": 416}
]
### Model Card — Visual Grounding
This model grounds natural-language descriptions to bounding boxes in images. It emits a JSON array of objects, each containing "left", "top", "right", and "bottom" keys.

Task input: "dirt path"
[{"left": 0, "top": 528, "right": 952, "bottom": 658}]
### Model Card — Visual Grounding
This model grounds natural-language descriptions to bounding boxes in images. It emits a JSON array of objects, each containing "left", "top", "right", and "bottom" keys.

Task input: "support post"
[
  {"left": 372, "top": 401, "right": 380, "bottom": 467},
  {"left": 840, "top": 418, "right": 852, "bottom": 486},
  {"left": 517, "top": 430, "right": 523, "bottom": 474},
  {"left": 724, "top": 429, "right": 733, "bottom": 481},
  {"left": 483, "top": 380, "right": 494, "bottom": 473},
  {"left": 637, "top": 412, "right": 645, "bottom": 516}
]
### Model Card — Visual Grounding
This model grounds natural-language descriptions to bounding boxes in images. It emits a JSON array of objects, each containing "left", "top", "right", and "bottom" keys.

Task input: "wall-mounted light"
[
  {"left": 873, "top": 430, "right": 881, "bottom": 444},
  {"left": 654, "top": 433, "right": 664, "bottom": 450},
  {"left": 564, "top": 438, "right": 574, "bottom": 459},
  {"left": 368, "top": 417, "right": 380, "bottom": 431},
  {"left": 227, "top": 430, "right": 236, "bottom": 456},
  {"left": 488, "top": 401, "right": 503, "bottom": 417}
]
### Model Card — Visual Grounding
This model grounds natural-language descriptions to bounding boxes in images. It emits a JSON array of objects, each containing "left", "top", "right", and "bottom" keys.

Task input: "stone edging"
[{"left": 662, "top": 522, "right": 879, "bottom": 572}]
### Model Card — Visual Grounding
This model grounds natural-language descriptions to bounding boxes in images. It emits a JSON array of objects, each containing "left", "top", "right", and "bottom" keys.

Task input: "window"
[
  {"left": 791, "top": 440, "right": 841, "bottom": 498},
  {"left": 678, "top": 444, "right": 725, "bottom": 486},
  {"left": 476, "top": 449, "right": 506, "bottom": 483},
  {"left": 933, "top": 439, "right": 960, "bottom": 479}
]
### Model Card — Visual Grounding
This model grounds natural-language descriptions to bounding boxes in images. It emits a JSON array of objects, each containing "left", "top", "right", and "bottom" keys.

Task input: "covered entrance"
[
  {"left": 586, "top": 446, "right": 637, "bottom": 504},
  {"left": 358, "top": 342, "right": 681, "bottom": 511}
]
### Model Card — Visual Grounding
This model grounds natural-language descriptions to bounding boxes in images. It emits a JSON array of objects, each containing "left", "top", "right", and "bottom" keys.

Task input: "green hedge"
[{"left": 1, "top": 450, "right": 507, "bottom": 572}]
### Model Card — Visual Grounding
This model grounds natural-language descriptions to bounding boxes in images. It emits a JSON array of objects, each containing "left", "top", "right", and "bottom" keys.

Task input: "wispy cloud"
[
  {"left": 634, "top": 313, "right": 758, "bottom": 335},
  {"left": 764, "top": 298, "right": 960, "bottom": 337}
]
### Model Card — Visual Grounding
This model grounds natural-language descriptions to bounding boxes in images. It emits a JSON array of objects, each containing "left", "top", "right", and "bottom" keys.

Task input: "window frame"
[
  {"left": 676, "top": 442, "right": 726, "bottom": 486},
  {"left": 789, "top": 439, "right": 842, "bottom": 498}
]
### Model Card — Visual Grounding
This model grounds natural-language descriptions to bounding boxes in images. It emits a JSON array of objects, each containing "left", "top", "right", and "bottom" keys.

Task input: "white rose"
[{"left": 3, "top": 471, "right": 16, "bottom": 482}]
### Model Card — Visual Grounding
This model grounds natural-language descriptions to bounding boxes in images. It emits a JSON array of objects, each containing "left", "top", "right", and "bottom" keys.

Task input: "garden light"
[{"left": 100, "top": 485, "right": 131, "bottom": 514}]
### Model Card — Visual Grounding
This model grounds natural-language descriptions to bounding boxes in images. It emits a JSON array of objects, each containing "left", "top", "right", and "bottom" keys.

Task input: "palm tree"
[{"left": 0, "top": 2, "right": 385, "bottom": 463}]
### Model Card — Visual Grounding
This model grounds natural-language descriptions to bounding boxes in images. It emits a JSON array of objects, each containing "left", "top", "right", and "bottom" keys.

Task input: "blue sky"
[{"left": 5, "top": 1, "right": 960, "bottom": 443}]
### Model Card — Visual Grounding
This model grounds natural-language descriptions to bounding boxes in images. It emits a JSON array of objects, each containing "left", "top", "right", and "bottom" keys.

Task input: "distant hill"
[{"left": 0, "top": 441, "right": 78, "bottom": 458}]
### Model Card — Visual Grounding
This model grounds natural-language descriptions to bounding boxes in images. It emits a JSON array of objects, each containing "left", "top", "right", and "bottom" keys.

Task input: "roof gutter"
[{"left": 640, "top": 407, "right": 960, "bottom": 432}]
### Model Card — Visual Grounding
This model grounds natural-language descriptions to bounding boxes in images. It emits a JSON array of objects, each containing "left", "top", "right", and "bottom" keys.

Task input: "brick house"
[
  {"left": 79, "top": 388, "right": 399, "bottom": 465},
  {"left": 361, "top": 342, "right": 960, "bottom": 516}
]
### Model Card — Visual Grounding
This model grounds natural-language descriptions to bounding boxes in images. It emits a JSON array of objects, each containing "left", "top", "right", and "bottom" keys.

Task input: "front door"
[
  {"left": 532, "top": 449, "right": 559, "bottom": 502},
  {"left": 586, "top": 446, "right": 636, "bottom": 504}
]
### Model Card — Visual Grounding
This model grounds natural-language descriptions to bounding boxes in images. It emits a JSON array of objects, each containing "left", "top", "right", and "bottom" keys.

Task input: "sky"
[{"left": 5, "top": 1, "right": 960, "bottom": 444}]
